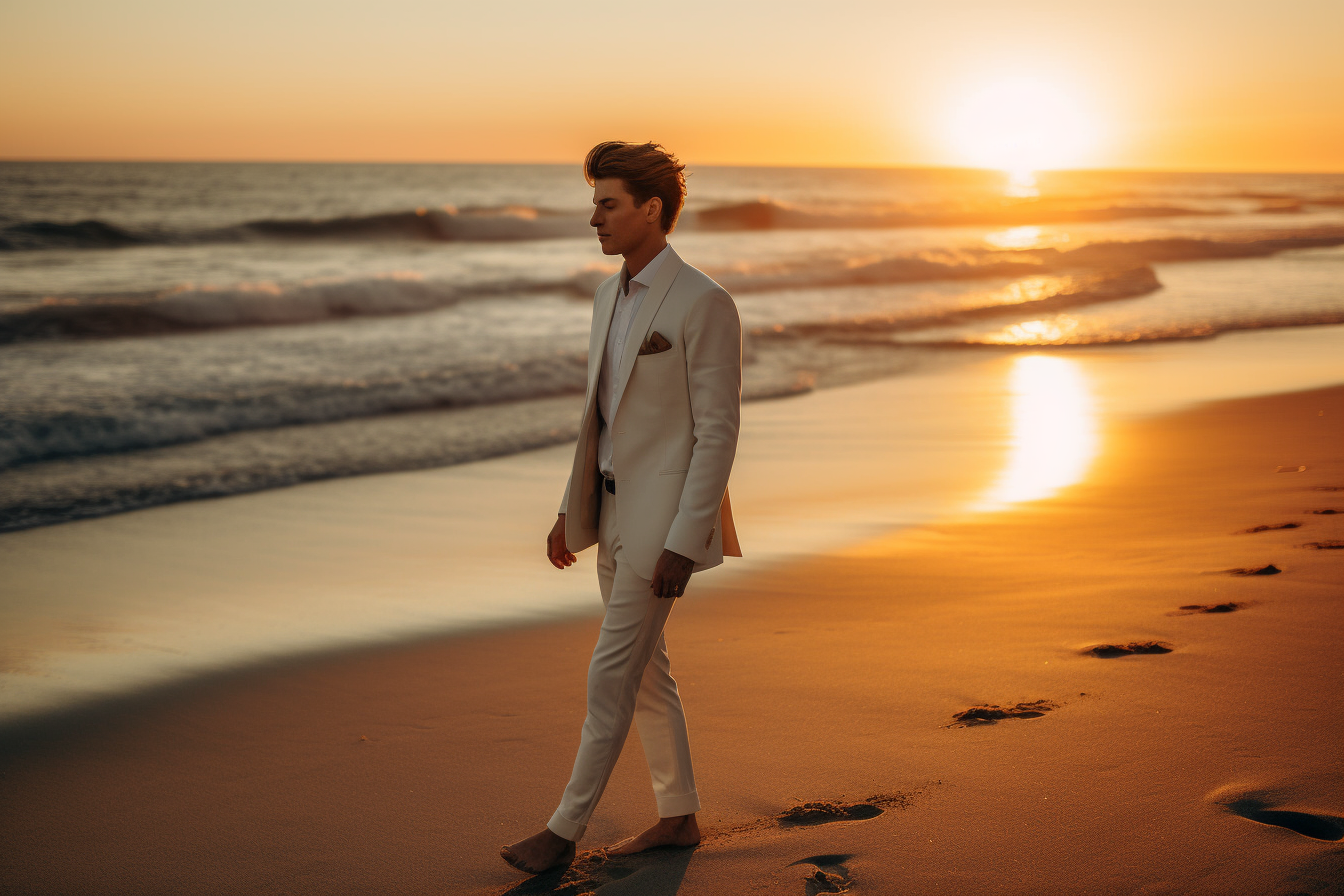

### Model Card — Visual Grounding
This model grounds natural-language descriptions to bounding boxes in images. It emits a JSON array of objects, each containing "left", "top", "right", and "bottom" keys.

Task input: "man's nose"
[{"left": 589, "top": 209, "right": 602, "bottom": 227}]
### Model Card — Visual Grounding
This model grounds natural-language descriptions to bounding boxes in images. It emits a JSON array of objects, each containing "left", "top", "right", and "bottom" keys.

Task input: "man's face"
[{"left": 590, "top": 178, "right": 661, "bottom": 256}]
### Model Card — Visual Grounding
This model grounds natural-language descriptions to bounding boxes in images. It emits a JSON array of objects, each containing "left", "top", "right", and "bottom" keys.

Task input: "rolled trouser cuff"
[
  {"left": 546, "top": 809, "right": 586, "bottom": 843},
  {"left": 656, "top": 789, "right": 701, "bottom": 819}
]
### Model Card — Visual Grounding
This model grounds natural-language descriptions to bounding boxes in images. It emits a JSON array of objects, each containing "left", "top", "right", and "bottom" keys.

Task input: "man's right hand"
[{"left": 547, "top": 514, "right": 577, "bottom": 569}]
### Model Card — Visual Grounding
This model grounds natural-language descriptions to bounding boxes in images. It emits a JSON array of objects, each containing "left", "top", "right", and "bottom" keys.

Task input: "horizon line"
[{"left": 1, "top": 157, "right": 1341, "bottom": 177}]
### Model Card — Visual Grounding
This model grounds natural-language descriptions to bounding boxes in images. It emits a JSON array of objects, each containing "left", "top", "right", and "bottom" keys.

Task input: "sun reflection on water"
[
  {"left": 1004, "top": 169, "right": 1039, "bottom": 198},
  {"left": 975, "top": 354, "right": 1098, "bottom": 511},
  {"left": 985, "top": 225, "right": 1043, "bottom": 249},
  {"left": 987, "top": 316, "right": 1081, "bottom": 344}
]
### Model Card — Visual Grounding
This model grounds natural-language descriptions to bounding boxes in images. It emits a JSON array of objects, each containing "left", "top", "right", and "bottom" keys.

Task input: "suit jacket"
[{"left": 560, "top": 245, "right": 743, "bottom": 580}]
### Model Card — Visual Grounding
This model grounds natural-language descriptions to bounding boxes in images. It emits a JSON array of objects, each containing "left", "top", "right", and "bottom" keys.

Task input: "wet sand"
[{"left": 1, "top": 380, "right": 1340, "bottom": 895}]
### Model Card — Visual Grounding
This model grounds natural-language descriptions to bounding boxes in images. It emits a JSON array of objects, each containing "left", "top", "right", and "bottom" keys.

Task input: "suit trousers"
[{"left": 546, "top": 486, "right": 700, "bottom": 841}]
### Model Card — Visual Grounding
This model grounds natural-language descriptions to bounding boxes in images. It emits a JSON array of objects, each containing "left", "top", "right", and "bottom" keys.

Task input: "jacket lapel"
[
  {"left": 613, "top": 247, "right": 683, "bottom": 414},
  {"left": 586, "top": 272, "right": 621, "bottom": 398}
]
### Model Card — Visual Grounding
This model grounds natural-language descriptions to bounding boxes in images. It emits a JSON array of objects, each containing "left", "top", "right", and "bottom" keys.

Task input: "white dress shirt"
[{"left": 597, "top": 244, "right": 672, "bottom": 478}]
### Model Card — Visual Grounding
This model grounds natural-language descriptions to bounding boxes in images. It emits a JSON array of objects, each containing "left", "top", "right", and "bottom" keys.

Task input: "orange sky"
[{"left": 1, "top": 0, "right": 1340, "bottom": 171}]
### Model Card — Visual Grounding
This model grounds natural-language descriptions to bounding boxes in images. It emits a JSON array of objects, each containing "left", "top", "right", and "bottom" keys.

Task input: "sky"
[{"left": 1, "top": 0, "right": 1340, "bottom": 171}]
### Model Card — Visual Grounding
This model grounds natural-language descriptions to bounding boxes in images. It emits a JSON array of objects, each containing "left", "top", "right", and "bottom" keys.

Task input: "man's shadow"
[{"left": 501, "top": 846, "right": 695, "bottom": 896}]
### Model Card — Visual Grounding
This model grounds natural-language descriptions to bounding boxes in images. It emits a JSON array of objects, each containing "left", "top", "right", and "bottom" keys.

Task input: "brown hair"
[{"left": 584, "top": 141, "right": 687, "bottom": 233}]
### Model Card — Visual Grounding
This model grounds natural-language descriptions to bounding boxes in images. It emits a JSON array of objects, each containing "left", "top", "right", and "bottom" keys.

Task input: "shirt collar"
[{"left": 621, "top": 244, "right": 673, "bottom": 295}]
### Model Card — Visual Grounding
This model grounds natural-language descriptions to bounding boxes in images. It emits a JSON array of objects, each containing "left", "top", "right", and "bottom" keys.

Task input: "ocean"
[
  {"left": 3, "top": 160, "right": 1344, "bottom": 723},
  {"left": 1, "top": 161, "right": 1342, "bottom": 531}
]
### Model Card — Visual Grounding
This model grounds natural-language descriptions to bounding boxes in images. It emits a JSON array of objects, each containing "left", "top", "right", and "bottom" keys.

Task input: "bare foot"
[
  {"left": 500, "top": 828, "right": 576, "bottom": 875},
  {"left": 605, "top": 813, "right": 701, "bottom": 856}
]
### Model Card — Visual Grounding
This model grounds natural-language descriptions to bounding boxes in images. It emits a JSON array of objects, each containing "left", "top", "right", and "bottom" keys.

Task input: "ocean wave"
[
  {"left": 0, "top": 195, "right": 1274, "bottom": 253},
  {"left": 1230, "top": 191, "right": 1344, "bottom": 207},
  {"left": 0, "top": 205, "right": 591, "bottom": 251},
  {"left": 0, "top": 271, "right": 615, "bottom": 342},
  {"left": 693, "top": 198, "right": 1226, "bottom": 231},
  {"left": 0, "top": 357, "right": 826, "bottom": 533},
  {"left": 889, "top": 310, "right": 1344, "bottom": 348},
  {"left": 0, "top": 277, "right": 464, "bottom": 341},
  {"left": 747, "top": 267, "right": 1162, "bottom": 340},
  {"left": 6, "top": 230, "right": 1341, "bottom": 342},
  {"left": 0, "top": 219, "right": 152, "bottom": 251},
  {"left": 712, "top": 252, "right": 1046, "bottom": 295},
  {"left": 236, "top": 205, "right": 589, "bottom": 243},
  {"left": 2, "top": 265, "right": 1159, "bottom": 470},
  {"left": 0, "top": 253, "right": 1079, "bottom": 342},
  {"left": 712, "top": 229, "right": 1344, "bottom": 293},
  {"left": 0, "top": 349, "right": 592, "bottom": 471},
  {"left": 1040, "top": 231, "right": 1344, "bottom": 266},
  {"left": 0, "top": 396, "right": 585, "bottom": 533}
]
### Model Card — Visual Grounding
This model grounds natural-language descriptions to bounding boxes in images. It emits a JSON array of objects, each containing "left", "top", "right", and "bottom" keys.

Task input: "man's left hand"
[{"left": 650, "top": 549, "right": 694, "bottom": 599}]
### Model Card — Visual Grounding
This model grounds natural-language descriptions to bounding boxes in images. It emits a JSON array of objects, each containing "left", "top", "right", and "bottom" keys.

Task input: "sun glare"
[
  {"left": 975, "top": 355, "right": 1098, "bottom": 512},
  {"left": 944, "top": 75, "right": 1101, "bottom": 184},
  {"left": 985, "top": 226, "right": 1044, "bottom": 250}
]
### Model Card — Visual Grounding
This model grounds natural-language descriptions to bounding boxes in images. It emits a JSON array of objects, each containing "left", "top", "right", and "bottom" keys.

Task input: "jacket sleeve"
[
  {"left": 663, "top": 287, "right": 742, "bottom": 562},
  {"left": 559, "top": 472, "right": 572, "bottom": 515}
]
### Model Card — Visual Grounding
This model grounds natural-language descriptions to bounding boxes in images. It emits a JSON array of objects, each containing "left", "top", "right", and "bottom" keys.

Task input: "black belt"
[{"left": 604, "top": 477, "right": 616, "bottom": 494}]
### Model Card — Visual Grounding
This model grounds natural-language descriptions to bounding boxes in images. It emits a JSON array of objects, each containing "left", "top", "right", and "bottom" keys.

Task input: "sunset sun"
[{"left": 944, "top": 74, "right": 1102, "bottom": 182}]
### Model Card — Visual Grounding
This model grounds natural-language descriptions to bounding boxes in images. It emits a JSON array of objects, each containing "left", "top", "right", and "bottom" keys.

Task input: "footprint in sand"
[
  {"left": 705, "top": 792, "right": 917, "bottom": 845},
  {"left": 948, "top": 700, "right": 1058, "bottom": 727},
  {"left": 1238, "top": 522, "right": 1300, "bottom": 534},
  {"left": 790, "top": 854, "right": 855, "bottom": 895},
  {"left": 1309, "top": 508, "right": 1340, "bottom": 514},
  {"left": 1222, "top": 564, "right": 1282, "bottom": 576},
  {"left": 771, "top": 793, "right": 918, "bottom": 829},
  {"left": 505, "top": 794, "right": 918, "bottom": 894},
  {"left": 1170, "top": 602, "right": 1244, "bottom": 615},
  {"left": 778, "top": 802, "right": 885, "bottom": 827},
  {"left": 1083, "top": 641, "right": 1173, "bottom": 658},
  {"left": 1222, "top": 796, "right": 1344, "bottom": 842},
  {"left": 1299, "top": 540, "right": 1344, "bottom": 550},
  {"left": 1310, "top": 485, "right": 1344, "bottom": 492}
]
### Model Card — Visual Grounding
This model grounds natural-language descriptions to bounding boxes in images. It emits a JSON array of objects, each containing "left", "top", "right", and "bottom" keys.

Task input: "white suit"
[{"left": 548, "top": 245, "right": 742, "bottom": 841}]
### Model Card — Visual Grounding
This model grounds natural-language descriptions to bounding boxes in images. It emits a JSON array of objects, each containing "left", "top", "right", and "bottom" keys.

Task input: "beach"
[{"left": 2, "top": 367, "right": 1340, "bottom": 894}]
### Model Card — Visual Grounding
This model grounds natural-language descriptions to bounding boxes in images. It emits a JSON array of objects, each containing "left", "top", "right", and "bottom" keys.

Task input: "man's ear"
[{"left": 644, "top": 196, "right": 663, "bottom": 225}]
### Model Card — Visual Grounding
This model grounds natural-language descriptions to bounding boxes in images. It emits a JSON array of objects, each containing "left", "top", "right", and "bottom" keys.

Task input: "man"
[{"left": 500, "top": 141, "right": 742, "bottom": 875}]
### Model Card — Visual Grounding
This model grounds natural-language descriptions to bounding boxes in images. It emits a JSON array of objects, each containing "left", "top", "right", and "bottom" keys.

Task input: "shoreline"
[
  {"left": 1, "top": 382, "right": 1340, "bottom": 894},
  {"left": 2, "top": 317, "right": 1341, "bottom": 538}
]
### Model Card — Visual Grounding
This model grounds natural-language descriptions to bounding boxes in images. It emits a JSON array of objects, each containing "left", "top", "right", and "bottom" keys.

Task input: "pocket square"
[{"left": 638, "top": 331, "right": 673, "bottom": 355}]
